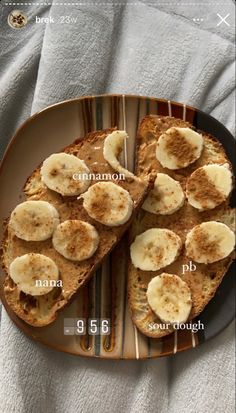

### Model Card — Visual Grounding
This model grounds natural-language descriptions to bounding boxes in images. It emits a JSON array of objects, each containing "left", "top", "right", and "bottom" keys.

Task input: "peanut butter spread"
[
  {"left": 187, "top": 168, "right": 224, "bottom": 208},
  {"left": 165, "top": 129, "right": 196, "bottom": 167}
]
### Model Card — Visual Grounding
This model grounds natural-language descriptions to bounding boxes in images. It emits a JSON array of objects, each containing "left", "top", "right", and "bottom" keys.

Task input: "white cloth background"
[{"left": 0, "top": 1, "right": 235, "bottom": 412}]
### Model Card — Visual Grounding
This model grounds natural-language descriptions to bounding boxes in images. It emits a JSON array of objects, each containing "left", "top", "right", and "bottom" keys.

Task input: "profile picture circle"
[{"left": 8, "top": 10, "right": 28, "bottom": 29}]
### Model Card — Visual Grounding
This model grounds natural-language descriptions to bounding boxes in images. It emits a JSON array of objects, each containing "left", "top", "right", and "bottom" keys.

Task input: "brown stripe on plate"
[
  {"left": 149, "top": 337, "right": 163, "bottom": 358},
  {"left": 81, "top": 97, "right": 94, "bottom": 134},
  {"left": 156, "top": 100, "right": 169, "bottom": 116},
  {"left": 173, "top": 328, "right": 194, "bottom": 353},
  {"left": 99, "top": 258, "right": 112, "bottom": 355},
  {"left": 76, "top": 99, "right": 86, "bottom": 138},
  {"left": 123, "top": 95, "right": 140, "bottom": 173},
  {"left": 122, "top": 290, "right": 138, "bottom": 358},
  {"left": 185, "top": 106, "right": 195, "bottom": 124},
  {"left": 171, "top": 102, "right": 185, "bottom": 119},
  {"left": 147, "top": 97, "right": 159, "bottom": 115},
  {"left": 161, "top": 331, "right": 176, "bottom": 355},
  {"left": 137, "top": 97, "right": 149, "bottom": 129},
  {"left": 110, "top": 95, "right": 120, "bottom": 128},
  {"left": 101, "top": 95, "right": 113, "bottom": 129},
  {"left": 100, "top": 243, "right": 127, "bottom": 358},
  {"left": 77, "top": 280, "right": 95, "bottom": 354}
]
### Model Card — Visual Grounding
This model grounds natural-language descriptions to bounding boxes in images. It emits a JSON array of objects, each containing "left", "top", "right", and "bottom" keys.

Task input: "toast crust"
[
  {"left": 128, "top": 115, "right": 235, "bottom": 338},
  {"left": 2, "top": 128, "right": 152, "bottom": 327}
]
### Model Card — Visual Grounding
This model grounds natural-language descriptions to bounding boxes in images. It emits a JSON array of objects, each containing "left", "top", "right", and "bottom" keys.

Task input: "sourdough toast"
[
  {"left": 2, "top": 128, "right": 152, "bottom": 327},
  {"left": 128, "top": 115, "right": 235, "bottom": 338}
]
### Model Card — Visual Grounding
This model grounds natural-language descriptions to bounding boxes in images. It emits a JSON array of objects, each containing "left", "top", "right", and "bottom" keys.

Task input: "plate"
[{"left": 0, "top": 95, "right": 235, "bottom": 359}]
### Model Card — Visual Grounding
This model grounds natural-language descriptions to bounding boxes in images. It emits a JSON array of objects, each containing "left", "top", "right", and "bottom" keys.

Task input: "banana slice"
[
  {"left": 9, "top": 200, "right": 60, "bottom": 241},
  {"left": 103, "top": 130, "right": 135, "bottom": 178},
  {"left": 9, "top": 253, "right": 59, "bottom": 296},
  {"left": 41, "top": 153, "right": 91, "bottom": 196},
  {"left": 130, "top": 228, "right": 182, "bottom": 271},
  {"left": 147, "top": 273, "right": 192, "bottom": 324},
  {"left": 156, "top": 127, "right": 203, "bottom": 170},
  {"left": 52, "top": 220, "right": 99, "bottom": 261},
  {"left": 186, "top": 164, "right": 233, "bottom": 211},
  {"left": 81, "top": 182, "right": 133, "bottom": 226},
  {"left": 142, "top": 173, "right": 185, "bottom": 215},
  {"left": 185, "top": 221, "right": 235, "bottom": 264}
]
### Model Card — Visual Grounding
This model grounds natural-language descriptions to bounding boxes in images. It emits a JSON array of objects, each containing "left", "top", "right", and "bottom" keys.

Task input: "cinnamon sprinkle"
[
  {"left": 192, "top": 226, "right": 220, "bottom": 260},
  {"left": 89, "top": 185, "right": 125, "bottom": 221},
  {"left": 90, "top": 186, "right": 110, "bottom": 221},
  {"left": 187, "top": 168, "right": 224, "bottom": 208},
  {"left": 65, "top": 222, "right": 91, "bottom": 255},
  {"left": 165, "top": 129, "right": 196, "bottom": 167}
]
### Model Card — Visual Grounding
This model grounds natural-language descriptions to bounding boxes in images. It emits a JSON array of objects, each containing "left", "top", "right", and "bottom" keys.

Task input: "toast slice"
[
  {"left": 2, "top": 128, "right": 153, "bottom": 327},
  {"left": 128, "top": 115, "right": 235, "bottom": 338}
]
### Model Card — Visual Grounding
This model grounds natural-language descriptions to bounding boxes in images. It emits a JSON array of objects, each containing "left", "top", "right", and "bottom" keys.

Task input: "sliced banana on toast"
[
  {"left": 53, "top": 220, "right": 99, "bottom": 261},
  {"left": 156, "top": 127, "right": 203, "bottom": 169},
  {"left": 81, "top": 181, "right": 133, "bottom": 226},
  {"left": 9, "top": 200, "right": 59, "bottom": 241},
  {"left": 185, "top": 221, "right": 235, "bottom": 264},
  {"left": 142, "top": 173, "right": 185, "bottom": 215},
  {"left": 147, "top": 273, "right": 192, "bottom": 324},
  {"left": 103, "top": 130, "right": 135, "bottom": 178},
  {"left": 41, "top": 152, "right": 91, "bottom": 196},
  {"left": 186, "top": 164, "right": 233, "bottom": 211},
  {"left": 130, "top": 228, "right": 182, "bottom": 271},
  {"left": 9, "top": 253, "right": 59, "bottom": 296}
]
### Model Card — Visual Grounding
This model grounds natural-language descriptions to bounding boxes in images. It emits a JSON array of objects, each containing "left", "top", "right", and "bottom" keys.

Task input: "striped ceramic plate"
[{"left": 0, "top": 95, "right": 235, "bottom": 359}]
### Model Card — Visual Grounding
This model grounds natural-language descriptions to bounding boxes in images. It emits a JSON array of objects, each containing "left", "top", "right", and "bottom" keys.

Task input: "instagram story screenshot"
[{"left": 0, "top": 1, "right": 235, "bottom": 413}]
